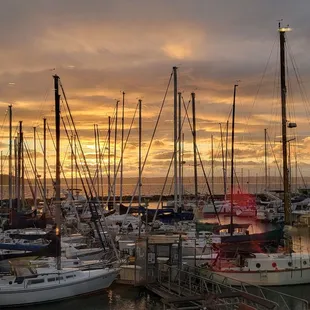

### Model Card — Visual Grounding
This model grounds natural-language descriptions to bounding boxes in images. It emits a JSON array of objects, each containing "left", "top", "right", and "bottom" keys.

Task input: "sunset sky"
[{"left": 1, "top": 0, "right": 310, "bottom": 184}]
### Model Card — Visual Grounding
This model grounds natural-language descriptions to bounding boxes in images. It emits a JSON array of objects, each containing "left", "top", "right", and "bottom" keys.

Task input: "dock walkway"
[{"left": 145, "top": 264, "right": 308, "bottom": 310}]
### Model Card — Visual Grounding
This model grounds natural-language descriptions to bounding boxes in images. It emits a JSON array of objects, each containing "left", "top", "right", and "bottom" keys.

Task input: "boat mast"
[
  {"left": 113, "top": 101, "right": 119, "bottom": 208},
  {"left": 71, "top": 134, "right": 74, "bottom": 195},
  {"left": 53, "top": 74, "right": 61, "bottom": 270},
  {"left": 94, "top": 125, "right": 99, "bottom": 196},
  {"left": 219, "top": 123, "right": 227, "bottom": 198},
  {"left": 191, "top": 92, "right": 198, "bottom": 209},
  {"left": 14, "top": 137, "right": 17, "bottom": 206},
  {"left": 120, "top": 92, "right": 125, "bottom": 207},
  {"left": 225, "top": 120, "right": 229, "bottom": 200},
  {"left": 230, "top": 84, "right": 238, "bottom": 236},
  {"left": 8, "top": 105, "right": 12, "bottom": 211},
  {"left": 178, "top": 92, "right": 182, "bottom": 211},
  {"left": 279, "top": 23, "right": 291, "bottom": 227},
  {"left": 43, "top": 118, "right": 47, "bottom": 213},
  {"left": 97, "top": 125, "right": 103, "bottom": 199},
  {"left": 0, "top": 151, "right": 3, "bottom": 207},
  {"left": 181, "top": 132, "right": 184, "bottom": 201},
  {"left": 211, "top": 134, "right": 214, "bottom": 193},
  {"left": 173, "top": 66, "right": 178, "bottom": 212},
  {"left": 17, "top": 121, "right": 22, "bottom": 211},
  {"left": 107, "top": 116, "right": 111, "bottom": 203},
  {"left": 138, "top": 99, "right": 142, "bottom": 237},
  {"left": 264, "top": 128, "right": 268, "bottom": 190},
  {"left": 74, "top": 135, "right": 77, "bottom": 191},
  {"left": 33, "top": 126, "right": 37, "bottom": 209},
  {"left": 21, "top": 122, "right": 25, "bottom": 208}
]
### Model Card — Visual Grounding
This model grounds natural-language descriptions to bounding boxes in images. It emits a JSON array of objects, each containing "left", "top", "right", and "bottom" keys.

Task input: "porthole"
[
  {"left": 303, "top": 261, "right": 307, "bottom": 265},
  {"left": 288, "top": 262, "right": 292, "bottom": 267},
  {"left": 256, "top": 263, "right": 261, "bottom": 268}
]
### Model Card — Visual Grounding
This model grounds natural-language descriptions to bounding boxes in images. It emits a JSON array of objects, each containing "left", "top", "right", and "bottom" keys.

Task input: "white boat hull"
[
  {"left": 208, "top": 267, "right": 310, "bottom": 286},
  {"left": 0, "top": 268, "right": 119, "bottom": 307}
]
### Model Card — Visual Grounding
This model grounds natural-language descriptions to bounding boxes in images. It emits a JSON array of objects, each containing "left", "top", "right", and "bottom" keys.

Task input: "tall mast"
[
  {"left": 220, "top": 123, "right": 227, "bottom": 197},
  {"left": 107, "top": 116, "right": 111, "bottom": 202},
  {"left": 113, "top": 101, "right": 119, "bottom": 208},
  {"left": 264, "top": 128, "right": 268, "bottom": 190},
  {"left": 138, "top": 99, "right": 142, "bottom": 237},
  {"left": 8, "top": 105, "right": 12, "bottom": 211},
  {"left": 74, "top": 135, "right": 77, "bottom": 191},
  {"left": 97, "top": 125, "right": 103, "bottom": 199},
  {"left": 181, "top": 133, "right": 184, "bottom": 200},
  {"left": 173, "top": 66, "right": 178, "bottom": 212},
  {"left": 178, "top": 92, "right": 182, "bottom": 211},
  {"left": 17, "top": 121, "right": 22, "bottom": 211},
  {"left": 191, "top": 92, "right": 198, "bottom": 209},
  {"left": 279, "top": 23, "right": 291, "bottom": 227},
  {"left": 33, "top": 126, "right": 37, "bottom": 209},
  {"left": 94, "top": 125, "right": 99, "bottom": 196},
  {"left": 43, "top": 118, "right": 47, "bottom": 212},
  {"left": 120, "top": 92, "right": 125, "bottom": 207},
  {"left": 21, "top": 123, "right": 24, "bottom": 208},
  {"left": 230, "top": 84, "right": 238, "bottom": 236},
  {"left": 14, "top": 137, "right": 17, "bottom": 202},
  {"left": 225, "top": 120, "right": 229, "bottom": 200},
  {"left": 211, "top": 134, "right": 214, "bottom": 193},
  {"left": 71, "top": 135, "right": 74, "bottom": 194},
  {"left": 0, "top": 151, "right": 3, "bottom": 207},
  {"left": 53, "top": 74, "right": 61, "bottom": 270}
]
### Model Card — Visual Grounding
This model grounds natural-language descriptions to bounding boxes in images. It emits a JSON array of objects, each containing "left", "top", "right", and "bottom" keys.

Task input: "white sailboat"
[
  {"left": 205, "top": 24, "right": 310, "bottom": 286},
  {"left": 0, "top": 264, "right": 119, "bottom": 307},
  {"left": 0, "top": 75, "right": 120, "bottom": 307}
]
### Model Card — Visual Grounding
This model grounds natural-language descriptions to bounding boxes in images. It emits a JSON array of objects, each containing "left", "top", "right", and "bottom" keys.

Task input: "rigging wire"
[
  {"left": 182, "top": 96, "right": 221, "bottom": 224},
  {"left": 121, "top": 70, "right": 173, "bottom": 226}
]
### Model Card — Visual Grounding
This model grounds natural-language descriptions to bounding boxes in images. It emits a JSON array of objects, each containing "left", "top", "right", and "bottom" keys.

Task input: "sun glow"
[{"left": 162, "top": 43, "right": 192, "bottom": 59}]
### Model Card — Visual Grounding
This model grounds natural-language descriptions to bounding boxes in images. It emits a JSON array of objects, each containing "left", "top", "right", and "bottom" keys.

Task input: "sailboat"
[
  {"left": 203, "top": 24, "right": 310, "bottom": 286},
  {"left": 0, "top": 75, "right": 119, "bottom": 307}
]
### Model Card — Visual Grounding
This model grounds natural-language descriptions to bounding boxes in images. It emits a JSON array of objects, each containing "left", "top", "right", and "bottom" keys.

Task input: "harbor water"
[{"left": 22, "top": 284, "right": 161, "bottom": 310}]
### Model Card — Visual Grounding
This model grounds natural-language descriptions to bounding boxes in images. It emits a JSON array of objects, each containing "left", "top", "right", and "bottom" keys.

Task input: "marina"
[{"left": 1, "top": 1, "right": 310, "bottom": 310}]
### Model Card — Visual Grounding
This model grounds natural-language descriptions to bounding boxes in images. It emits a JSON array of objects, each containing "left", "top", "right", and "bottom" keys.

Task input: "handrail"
[
  {"left": 157, "top": 265, "right": 278, "bottom": 309},
  {"left": 192, "top": 265, "right": 308, "bottom": 308},
  {"left": 154, "top": 264, "right": 308, "bottom": 310}
]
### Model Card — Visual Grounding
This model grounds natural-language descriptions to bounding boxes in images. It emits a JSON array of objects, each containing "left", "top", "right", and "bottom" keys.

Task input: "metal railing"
[
  {"left": 187, "top": 265, "right": 308, "bottom": 310},
  {"left": 153, "top": 264, "right": 308, "bottom": 310}
]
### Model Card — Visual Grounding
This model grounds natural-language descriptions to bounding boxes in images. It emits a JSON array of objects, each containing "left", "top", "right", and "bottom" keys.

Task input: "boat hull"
[
  {"left": 206, "top": 267, "right": 310, "bottom": 286},
  {"left": 0, "top": 268, "right": 119, "bottom": 307}
]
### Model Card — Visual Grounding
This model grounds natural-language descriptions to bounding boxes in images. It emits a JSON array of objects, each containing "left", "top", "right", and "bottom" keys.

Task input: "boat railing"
[{"left": 188, "top": 265, "right": 308, "bottom": 310}]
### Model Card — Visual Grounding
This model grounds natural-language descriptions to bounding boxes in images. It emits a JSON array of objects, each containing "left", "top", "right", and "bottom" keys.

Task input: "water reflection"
[{"left": 22, "top": 285, "right": 161, "bottom": 310}]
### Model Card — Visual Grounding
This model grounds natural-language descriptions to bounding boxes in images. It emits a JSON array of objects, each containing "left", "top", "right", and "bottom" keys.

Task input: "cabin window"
[
  {"left": 48, "top": 278, "right": 55, "bottom": 282},
  {"left": 56, "top": 277, "right": 63, "bottom": 281},
  {"left": 28, "top": 279, "right": 44, "bottom": 285},
  {"left": 66, "top": 275, "right": 74, "bottom": 279},
  {"left": 288, "top": 262, "right": 292, "bottom": 267},
  {"left": 303, "top": 261, "right": 307, "bottom": 265},
  {"left": 14, "top": 277, "right": 24, "bottom": 284}
]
